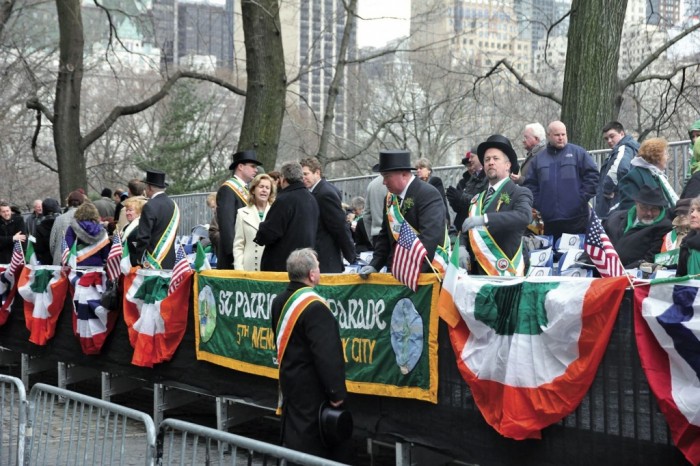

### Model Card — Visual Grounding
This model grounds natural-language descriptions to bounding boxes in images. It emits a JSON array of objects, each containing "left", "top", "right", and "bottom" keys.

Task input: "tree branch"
[
  {"left": 81, "top": 70, "right": 246, "bottom": 150},
  {"left": 621, "top": 21, "right": 700, "bottom": 88},
  {"left": 29, "top": 109, "right": 57, "bottom": 172},
  {"left": 25, "top": 97, "right": 54, "bottom": 123},
  {"left": 627, "top": 62, "right": 700, "bottom": 85},
  {"left": 474, "top": 59, "right": 562, "bottom": 105}
]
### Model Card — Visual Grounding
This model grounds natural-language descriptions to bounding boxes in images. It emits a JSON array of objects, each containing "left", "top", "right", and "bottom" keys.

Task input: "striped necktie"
[{"left": 484, "top": 187, "right": 495, "bottom": 205}]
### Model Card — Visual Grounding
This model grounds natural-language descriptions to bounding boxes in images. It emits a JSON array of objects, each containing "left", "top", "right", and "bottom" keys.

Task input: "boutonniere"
[
  {"left": 402, "top": 197, "right": 414, "bottom": 213},
  {"left": 496, "top": 193, "right": 510, "bottom": 211}
]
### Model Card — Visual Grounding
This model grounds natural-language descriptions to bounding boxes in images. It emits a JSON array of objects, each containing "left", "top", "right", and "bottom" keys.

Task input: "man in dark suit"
[
  {"left": 134, "top": 170, "right": 180, "bottom": 269},
  {"left": 216, "top": 150, "right": 261, "bottom": 269},
  {"left": 271, "top": 248, "right": 350, "bottom": 462},
  {"left": 461, "top": 134, "right": 533, "bottom": 276},
  {"left": 358, "top": 150, "right": 446, "bottom": 278},
  {"left": 300, "top": 157, "right": 356, "bottom": 273},
  {"left": 254, "top": 162, "right": 319, "bottom": 272}
]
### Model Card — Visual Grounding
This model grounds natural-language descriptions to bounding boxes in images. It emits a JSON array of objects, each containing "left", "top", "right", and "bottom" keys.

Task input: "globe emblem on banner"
[
  {"left": 390, "top": 297, "right": 424, "bottom": 375},
  {"left": 198, "top": 285, "right": 217, "bottom": 342}
]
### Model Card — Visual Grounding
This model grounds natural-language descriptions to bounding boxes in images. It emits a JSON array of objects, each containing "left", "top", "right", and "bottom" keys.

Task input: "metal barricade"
[
  {"left": 157, "top": 418, "right": 347, "bottom": 466},
  {"left": 26, "top": 383, "right": 157, "bottom": 466},
  {"left": 0, "top": 375, "right": 27, "bottom": 466}
]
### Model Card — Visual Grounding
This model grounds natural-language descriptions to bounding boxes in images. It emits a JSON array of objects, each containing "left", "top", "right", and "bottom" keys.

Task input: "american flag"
[
  {"left": 61, "top": 237, "right": 70, "bottom": 266},
  {"left": 106, "top": 234, "right": 123, "bottom": 282},
  {"left": 584, "top": 210, "right": 625, "bottom": 278},
  {"left": 5, "top": 240, "right": 24, "bottom": 279},
  {"left": 168, "top": 244, "right": 191, "bottom": 294},
  {"left": 392, "top": 221, "right": 427, "bottom": 291}
]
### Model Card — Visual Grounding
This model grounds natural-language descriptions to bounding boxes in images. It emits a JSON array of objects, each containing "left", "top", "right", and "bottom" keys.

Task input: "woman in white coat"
[{"left": 233, "top": 174, "right": 276, "bottom": 271}]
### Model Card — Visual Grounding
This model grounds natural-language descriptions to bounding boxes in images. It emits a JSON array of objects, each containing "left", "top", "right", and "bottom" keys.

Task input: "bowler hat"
[
  {"left": 229, "top": 150, "right": 262, "bottom": 170},
  {"left": 633, "top": 185, "right": 667, "bottom": 208},
  {"left": 372, "top": 150, "right": 413, "bottom": 173},
  {"left": 675, "top": 197, "right": 691, "bottom": 215},
  {"left": 477, "top": 134, "right": 520, "bottom": 175},
  {"left": 143, "top": 170, "right": 168, "bottom": 188},
  {"left": 318, "top": 401, "right": 353, "bottom": 447}
]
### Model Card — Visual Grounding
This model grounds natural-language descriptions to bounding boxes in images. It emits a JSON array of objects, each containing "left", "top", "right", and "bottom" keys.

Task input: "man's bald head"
[{"left": 547, "top": 120, "right": 568, "bottom": 149}]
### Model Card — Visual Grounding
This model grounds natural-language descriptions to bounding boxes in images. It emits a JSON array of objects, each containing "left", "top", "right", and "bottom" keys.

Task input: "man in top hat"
[
  {"left": 134, "top": 169, "right": 180, "bottom": 269},
  {"left": 461, "top": 135, "right": 533, "bottom": 276},
  {"left": 358, "top": 150, "right": 446, "bottom": 279},
  {"left": 604, "top": 185, "right": 672, "bottom": 269},
  {"left": 216, "top": 150, "right": 261, "bottom": 269},
  {"left": 270, "top": 248, "right": 350, "bottom": 462}
]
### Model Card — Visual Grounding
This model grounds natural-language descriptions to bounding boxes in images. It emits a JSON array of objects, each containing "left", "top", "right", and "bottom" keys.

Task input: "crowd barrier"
[
  {"left": 0, "top": 376, "right": 343, "bottom": 466},
  {"left": 0, "top": 375, "right": 27, "bottom": 466}
]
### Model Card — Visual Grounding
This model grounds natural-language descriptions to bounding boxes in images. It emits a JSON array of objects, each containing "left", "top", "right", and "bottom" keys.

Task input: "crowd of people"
[
  {"left": 3, "top": 122, "right": 700, "bottom": 461},
  {"left": 2, "top": 118, "right": 700, "bottom": 279}
]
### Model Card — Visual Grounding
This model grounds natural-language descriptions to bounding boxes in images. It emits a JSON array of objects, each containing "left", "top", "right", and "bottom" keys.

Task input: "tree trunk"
[
  {"left": 561, "top": 0, "right": 626, "bottom": 150},
  {"left": 238, "top": 0, "right": 286, "bottom": 171},
  {"left": 0, "top": 1, "right": 15, "bottom": 40},
  {"left": 55, "top": 0, "right": 86, "bottom": 201},
  {"left": 317, "top": 0, "right": 357, "bottom": 167}
]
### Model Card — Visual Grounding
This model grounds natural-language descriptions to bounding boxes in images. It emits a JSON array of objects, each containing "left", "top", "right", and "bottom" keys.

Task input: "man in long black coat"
[
  {"left": 301, "top": 157, "right": 355, "bottom": 273},
  {"left": 255, "top": 162, "right": 318, "bottom": 272},
  {"left": 604, "top": 185, "right": 672, "bottom": 269},
  {"left": 216, "top": 150, "right": 261, "bottom": 269},
  {"left": 359, "top": 150, "right": 446, "bottom": 277},
  {"left": 271, "top": 248, "right": 349, "bottom": 461},
  {"left": 134, "top": 170, "right": 179, "bottom": 269}
]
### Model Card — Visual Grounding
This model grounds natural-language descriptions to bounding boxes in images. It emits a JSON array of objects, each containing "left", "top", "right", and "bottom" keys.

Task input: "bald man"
[{"left": 523, "top": 121, "right": 599, "bottom": 241}]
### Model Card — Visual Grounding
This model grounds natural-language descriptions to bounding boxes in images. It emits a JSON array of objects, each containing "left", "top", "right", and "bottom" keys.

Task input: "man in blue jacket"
[
  {"left": 595, "top": 121, "right": 639, "bottom": 219},
  {"left": 524, "top": 120, "right": 599, "bottom": 241}
]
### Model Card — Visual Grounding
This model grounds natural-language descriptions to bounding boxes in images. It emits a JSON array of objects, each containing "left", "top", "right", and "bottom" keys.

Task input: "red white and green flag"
[
  {"left": 123, "top": 267, "right": 192, "bottom": 367},
  {"left": 447, "top": 274, "right": 628, "bottom": 439},
  {"left": 17, "top": 265, "right": 69, "bottom": 345}
]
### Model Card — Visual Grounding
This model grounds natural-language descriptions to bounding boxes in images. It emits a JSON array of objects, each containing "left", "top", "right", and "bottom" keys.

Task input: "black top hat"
[
  {"left": 318, "top": 401, "right": 353, "bottom": 447},
  {"left": 633, "top": 185, "right": 667, "bottom": 208},
  {"left": 372, "top": 150, "right": 413, "bottom": 173},
  {"left": 477, "top": 135, "right": 520, "bottom": 175},
  {"left": 143, "top": 170, "right": 168, "bottom": 188},
  {"left": 229, "top": 150, "right": 262, "bottom": 170}
]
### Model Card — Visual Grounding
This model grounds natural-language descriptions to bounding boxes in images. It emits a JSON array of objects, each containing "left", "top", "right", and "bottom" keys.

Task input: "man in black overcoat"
[
  {"left": 134, "top": 170, "right": 179, "bottom": 269},
  {"left": 358, "top": 150, "right": 446, "bottom": 277},
  {"left": 461, "top": 134, "right": 533, "bottom": 276},
  {"left": 216, "top": 150, "right": 261, "bottom": 269},
  {"left": 254, "top": 162, "right": 319, "bottom": 272},
  {"left": 301, "top": 157, "right": 356, "bottom": 273},
  {"left": 271, "top": 248, "right": 350, "bottom": 461}
]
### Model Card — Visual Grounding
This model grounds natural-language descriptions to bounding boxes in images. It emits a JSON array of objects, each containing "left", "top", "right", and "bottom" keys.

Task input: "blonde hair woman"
[
  {"left": 120, "top": 197, "right": 147, "bottom": 266},
  {"left": 233, "top": 174, "right": 276, "bottom": 270}
]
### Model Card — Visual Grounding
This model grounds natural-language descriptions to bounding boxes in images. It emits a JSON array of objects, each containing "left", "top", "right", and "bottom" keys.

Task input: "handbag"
[{"left": 100, "top": 279, "right": 120, "bottom": 310}]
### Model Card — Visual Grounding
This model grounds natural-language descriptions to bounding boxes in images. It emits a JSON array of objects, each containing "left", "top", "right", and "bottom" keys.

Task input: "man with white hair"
[{"left": 511, "top": 122, "right": 546, "bottom": 185}]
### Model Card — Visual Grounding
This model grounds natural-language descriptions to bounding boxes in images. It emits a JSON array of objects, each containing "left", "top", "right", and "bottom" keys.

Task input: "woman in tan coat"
[{"left": 233, "top": 174, "right": 276, "bottom": 271}]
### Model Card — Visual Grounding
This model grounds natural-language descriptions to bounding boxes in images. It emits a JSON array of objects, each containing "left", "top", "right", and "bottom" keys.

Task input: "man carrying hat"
[
  {"left": 358, "top": 150, "right": 446, "bottom": 279},
  {"left": 134, "top": 169, "right": 180, "bottom": 269},
  {"left": 604, "top": 185, "right": 672, "bottom": 269},
  {"left": 460, "top": 134, "right": 533, "bottom": 276},
  {"left": 270, "top": 248, "right": 351, "bottom": 462},
  {"left": 216, "top": 150, "right": 261, "bottom": 269}
]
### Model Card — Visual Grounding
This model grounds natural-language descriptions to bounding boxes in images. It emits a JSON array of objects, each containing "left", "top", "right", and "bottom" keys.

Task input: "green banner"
[{"left": 194, "top": 271, "right": 439, "bottom": 402}]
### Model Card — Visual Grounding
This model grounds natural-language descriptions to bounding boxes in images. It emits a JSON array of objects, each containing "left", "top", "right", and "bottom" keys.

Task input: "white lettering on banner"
[
  {"left": 329, "top": 299, "right": 386, "bottom": 331},
  {"left": 219, "top": 290, "right": 234, "bottom": 316}
]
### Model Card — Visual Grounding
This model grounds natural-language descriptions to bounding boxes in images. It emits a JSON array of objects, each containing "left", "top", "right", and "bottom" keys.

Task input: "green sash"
[
  {"left": 223, "top": 177, "right": 250, "bottom": 207},
  {"left": 145, "top": 203, "right": 180, "bottom": 270},
  {"left": 687, "top": 248, "right": 700, "bottom": 275},
  {"left": 275, "top": 287, "right": 325, "bottom": 365},
  {"left": 467, "top": 185, "right": 524, "bottom": 276}
]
